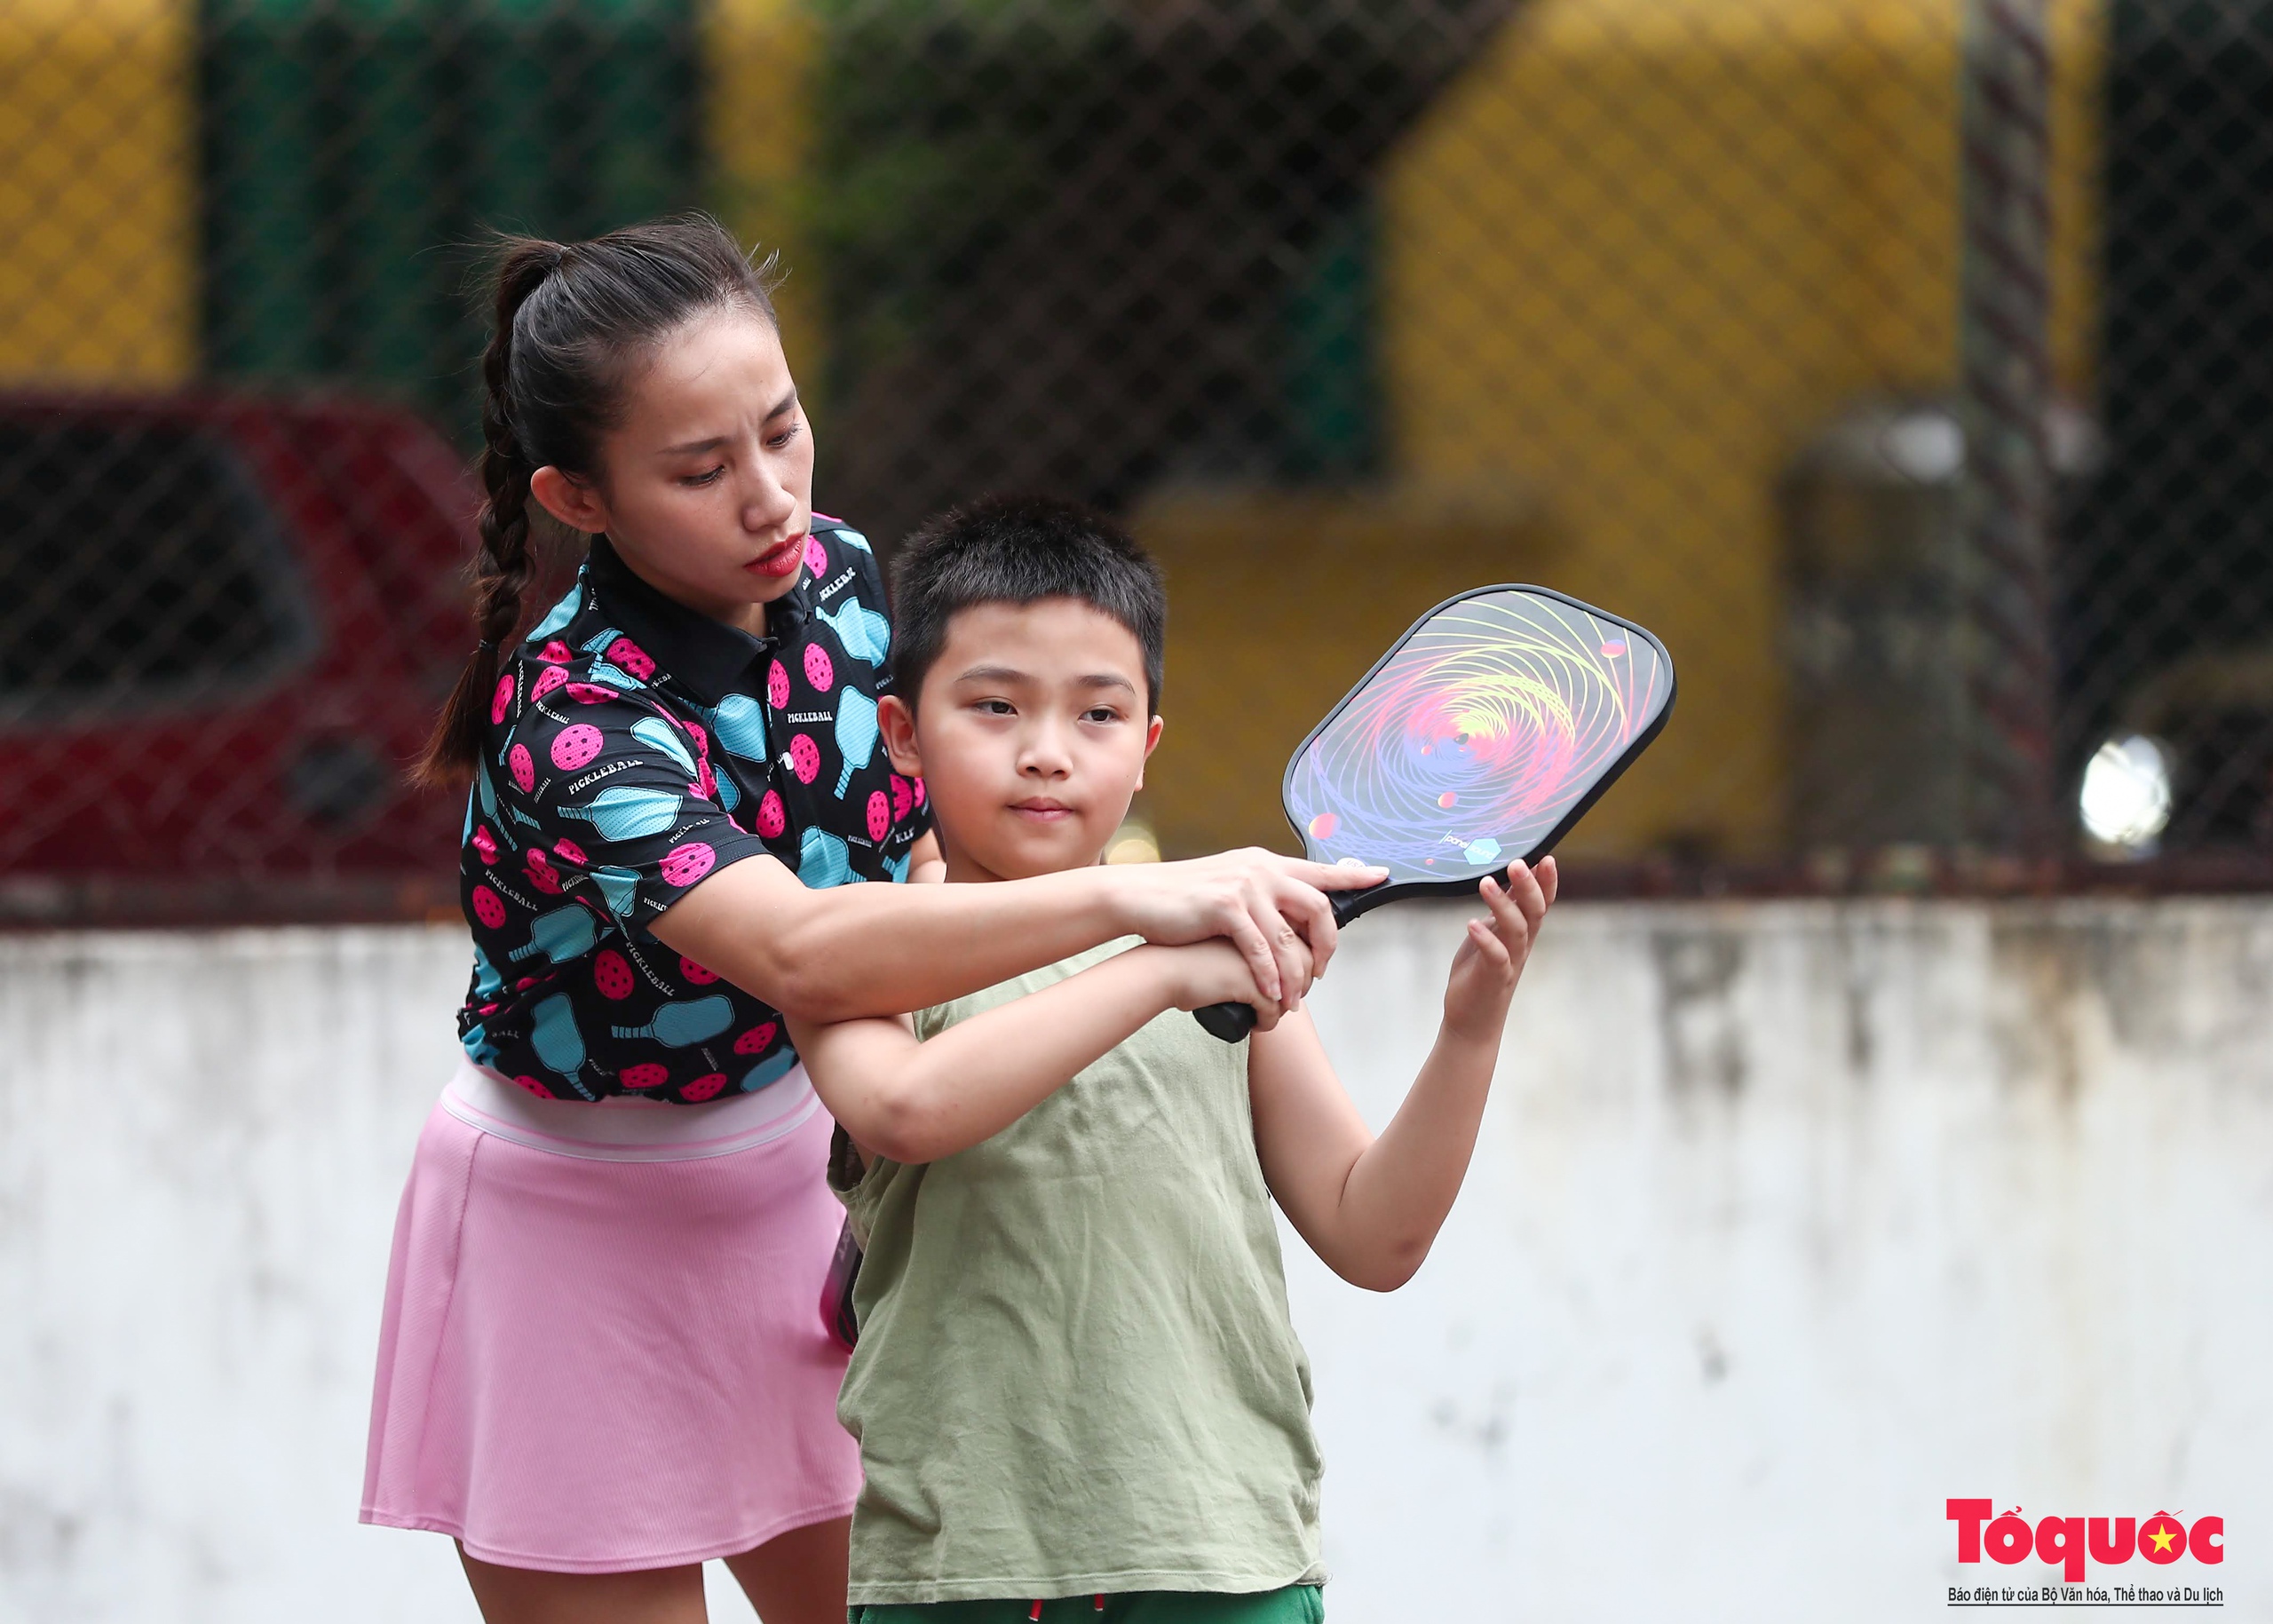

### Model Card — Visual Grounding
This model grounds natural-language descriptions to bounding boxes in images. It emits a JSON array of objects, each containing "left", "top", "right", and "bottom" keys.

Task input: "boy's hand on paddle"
[
  {"left": 1154, "top": 937, "right": 1306, "bottom": 1033},
  {"left": 1441, "top": 858, "right": 1556, "bottom": 1045},
  {"left": 1109, "top": 850, "right": 1387, "bottom": 1017}
]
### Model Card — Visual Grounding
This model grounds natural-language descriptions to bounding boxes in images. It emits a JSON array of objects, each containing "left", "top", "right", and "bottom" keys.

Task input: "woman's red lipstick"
[{"left": 745, "top": 535, "right": 803, "bottom": 578}]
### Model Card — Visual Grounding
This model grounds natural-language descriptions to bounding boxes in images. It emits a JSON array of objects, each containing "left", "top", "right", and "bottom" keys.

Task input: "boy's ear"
[
  {"left": 1135, "top": 714, "right": 1163, "bottom": 791},
  {"left": 530, "top": 465, "right": 609, "bottom": 535},
  {"left": 879, "top": 693, "right": 922, "bottom": 777}
]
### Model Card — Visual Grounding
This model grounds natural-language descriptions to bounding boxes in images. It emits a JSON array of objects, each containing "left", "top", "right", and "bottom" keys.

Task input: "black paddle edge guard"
[{"left": 1192, "top": 582, "right": 1678, "bottom": 1042}]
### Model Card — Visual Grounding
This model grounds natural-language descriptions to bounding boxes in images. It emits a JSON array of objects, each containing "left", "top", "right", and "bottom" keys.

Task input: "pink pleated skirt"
[{"left": 360, "top": 1057, "right": 861, "bottom": 1573}]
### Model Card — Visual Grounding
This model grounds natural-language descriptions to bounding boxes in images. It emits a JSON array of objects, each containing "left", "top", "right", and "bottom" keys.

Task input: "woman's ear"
[
  {"left": 530, "top": 465, "right": 609, "bottom": 535},
  {"left": 879, "top": 693, "right": 922, "bottom": 777}
]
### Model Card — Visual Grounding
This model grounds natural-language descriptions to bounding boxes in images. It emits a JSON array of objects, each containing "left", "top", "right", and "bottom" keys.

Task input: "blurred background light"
[{"left": 2079, "top": 733, "right": 2174, "bottom": 854}]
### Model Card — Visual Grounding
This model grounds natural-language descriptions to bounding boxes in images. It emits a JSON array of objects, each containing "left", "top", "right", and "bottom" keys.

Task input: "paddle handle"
[
  {"left": 1193, "top": 1001, "right": 1260, "bottom": 1042},
  {"left": 1190, "top": 883, "right": 1377, "bottom": 1043}
]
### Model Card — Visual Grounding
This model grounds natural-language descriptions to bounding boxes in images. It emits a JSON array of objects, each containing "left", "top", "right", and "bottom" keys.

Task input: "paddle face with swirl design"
[{"left": 1193, "top": 584, "right": 1674, "bottom": 1042}]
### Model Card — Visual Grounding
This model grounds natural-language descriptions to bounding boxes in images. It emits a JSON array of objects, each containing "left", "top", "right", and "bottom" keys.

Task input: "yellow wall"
[
  {"left": 0, "top": 0, "right": 196, "bottom": 384},
  {"left": 703, "top": 0, "right": 825, "bottom": 394},
  {"left": 1134, "top": 483, "right": 1559, "bottom": 859},
  {"left": 1379, "top": 0, "right": 2100, "bottom": 857}
]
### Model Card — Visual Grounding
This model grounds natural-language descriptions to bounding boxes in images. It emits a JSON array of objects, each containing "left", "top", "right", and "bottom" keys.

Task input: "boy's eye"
[
  {"left": 974, "top": 699, "right": 1015, "bottom": 717},
  {"left": 681, "top": 465, "right": 726, "bottom": 487},
  {"left": 1082, "top": 706, "right": 1122, "bottom": 725},
  {"left": 767, "top": 422, "right": 803, "bottom": 451}
]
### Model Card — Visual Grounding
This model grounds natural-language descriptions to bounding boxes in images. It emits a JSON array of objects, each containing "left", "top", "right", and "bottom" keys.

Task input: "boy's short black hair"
[{"left": 889, "top": 495, "right": 1167, "bottom": 710}]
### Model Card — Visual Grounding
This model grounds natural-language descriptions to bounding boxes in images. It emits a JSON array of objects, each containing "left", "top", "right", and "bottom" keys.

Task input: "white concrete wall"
[{"left": 2, "top": 905, "right": 2268, "bottom": 1622}]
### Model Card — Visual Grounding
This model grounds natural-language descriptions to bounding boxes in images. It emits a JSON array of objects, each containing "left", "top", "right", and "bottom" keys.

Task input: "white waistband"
[{"left": 440, "top": 1053, "right": 821, "bottom": 1163}]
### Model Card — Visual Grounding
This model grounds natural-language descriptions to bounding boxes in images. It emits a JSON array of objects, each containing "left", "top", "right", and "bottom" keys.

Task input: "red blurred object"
[{"left": 0, "top": 392, "right": 478, "bottom": 926}]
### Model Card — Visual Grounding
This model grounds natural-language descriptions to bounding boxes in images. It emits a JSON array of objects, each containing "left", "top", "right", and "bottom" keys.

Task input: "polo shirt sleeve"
[
  {"left": 484, "top": 685, "right": 774, "bottom": 938},
  {"left": 822, "top": 523, "right": 936, "bottom": 852}
]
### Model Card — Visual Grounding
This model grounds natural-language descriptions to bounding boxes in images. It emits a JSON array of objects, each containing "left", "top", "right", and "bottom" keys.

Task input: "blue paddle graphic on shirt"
[
  {"left": 559, "top": 786, "right": 681, "bottom": 842},
  {"left": 531, "top": 994, "right": 586, "bottom": 1075},
  {"left": 818, "top": 596, "right": 890, "bottom": 665},
  {"left": 798, "top": 827, "right": 851, "bottom": 889},
  {"left": 833, "top": 689, "right": 879, "bottom": 796},
  {"left": 509, "top": 905, "right": 599, "bottom": 963},
  {"left": 630, "top": 717, "right": 697, "bottom": 776},
  {"left": 611, "top": 994, "right": 734, "bottom": 1047},
  {"left": 590, "top": 865, "right": 641, "bottom": 917},
  {"left": 741, "top": 1049, "right": 799, "bottom": 1091},
  {"left": 708, "top": 693, "right": 769, "bottom": 759},
  {"left": 528, "top": 584, "right": 583, "bottom": 643}
]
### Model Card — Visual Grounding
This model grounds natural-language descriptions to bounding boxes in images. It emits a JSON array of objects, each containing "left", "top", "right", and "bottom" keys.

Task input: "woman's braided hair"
[{"left": 414, "top": 214, "right": 780, "bottom": 788}]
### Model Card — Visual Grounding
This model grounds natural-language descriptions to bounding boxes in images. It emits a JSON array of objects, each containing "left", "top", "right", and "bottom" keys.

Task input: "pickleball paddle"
[{"left": 1192, "top": 584, "right": 1675, "bottom": 1042}]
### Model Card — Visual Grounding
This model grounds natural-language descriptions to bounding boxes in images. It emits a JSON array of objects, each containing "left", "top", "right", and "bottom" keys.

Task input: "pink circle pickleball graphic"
[
  {"left": 472, "top": 825, "right": 497, "bottom": 865},
  {"left": 471, "top": 885, "right": 507, "bottom": 929},
  {"left": 682, "top": 1072, "right": 729, "bottom": 1102},
  {"left": 593, "top": 949, "right": 635, "bottom": 1000},
  {"left": 531, "top": 663, "right": 569, "bottom": 701},
  {"left": 684, "top": 720, "right": 710, "bottom": 762},
  {"left": 490, "top": 672, "right": 515, "bottom": 725},
  {"left": 621, "top": 1062, "right": 670, "bottom": 1091},
  {"left": 508, "top": 742, "right": 535, "bottom": 793},
  {"left": 867, "top": 790, "right": 891, "bottom": 842},
  {"left": 804, "top": 643, "right": 835, "bottom": 693},
  {"left": 551, "top": 723, "right": 604, "bottom": 772},
  {"left": 540, "top": 638, "right": 573, "bottom": 663},
  {"left": 891, "top": 774, "right": 914, "bottom": 822},
  {"left": 513, "top": 1074, "right": 556, "bottom": 1099},
  {"left": 804, "top": 534, "right": 828, "bottom": 574},
  {"left": 694, "top": 761, "right": 717, "bottom": 802},
  {"left": 513, "top": 976, "right": 539, "bottom": 992},
  {"left": 912, "top": 776, "right": 927, "bottom": 808},
  {"left": 788, "top": 734, "right": 820, "bottom": 785},
  {"left": 525, "top": 849, "right": 562, "bottom": 894},
  {"left": 566, "top": 682, "right": 614, "bottom": 705},
  {"left": 606, "top": 637, "right": 656, "bottom": 680},
  {"left": 659, "top": 842, "right": 716, "bottom": 887},
  {"left": 553, "top": 836, "right": 588, "bottom": 866},
  {"left": 766, "top": 658, "right": 790, "bottom": 709},
  {"left": 678, "top": 955, "right": 719, "bottom": 985},
  {"left": 756, "top": 789, "right": 788, "bottom": 838},
  {"left": 733, "top": 1020, "right": 780, "bottom": 1056}
]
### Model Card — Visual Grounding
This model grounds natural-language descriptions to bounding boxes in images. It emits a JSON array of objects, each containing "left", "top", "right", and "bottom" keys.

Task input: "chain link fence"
[{"left": 1, "top": 0, "right": 2269, "bottom": 922}]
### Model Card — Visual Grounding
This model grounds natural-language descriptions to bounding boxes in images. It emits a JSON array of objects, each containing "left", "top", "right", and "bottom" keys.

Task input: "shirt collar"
[{"left": 584, "top": 535, "right": 812, "bottom": 706}]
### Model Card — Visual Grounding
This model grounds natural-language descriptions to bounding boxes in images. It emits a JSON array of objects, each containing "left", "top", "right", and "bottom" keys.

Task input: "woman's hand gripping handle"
[
  {"left": 1193, "top": 882, "right": 1378, "bottom": 1042},
  {"left": 1111, "top": 849, "right": 1384, "bottom": 1025}
]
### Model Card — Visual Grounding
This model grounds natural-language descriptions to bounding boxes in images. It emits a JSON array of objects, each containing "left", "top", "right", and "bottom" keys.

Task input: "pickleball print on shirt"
[{"left": 456, "top": 520, "right": 930, "bottom": 1103}]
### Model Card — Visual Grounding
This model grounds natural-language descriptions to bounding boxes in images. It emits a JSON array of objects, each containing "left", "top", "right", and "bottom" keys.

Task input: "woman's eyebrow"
[{"left": 659, "top": 392, "right": 797, "bottom": 456}]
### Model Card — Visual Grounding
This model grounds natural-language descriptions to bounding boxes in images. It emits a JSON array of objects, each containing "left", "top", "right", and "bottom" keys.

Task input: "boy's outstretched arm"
[
  {"left": 1249, "top": 859, "right": 1556, "bottom": 1293},
  {"left": 789, "top": 939, "right": 1275, "bottom": 1167}
]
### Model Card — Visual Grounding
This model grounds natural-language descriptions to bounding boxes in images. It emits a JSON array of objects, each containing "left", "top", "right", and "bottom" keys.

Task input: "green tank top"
[{"left": 833, "top": 939, "right": 1326, "bottom": 1605}]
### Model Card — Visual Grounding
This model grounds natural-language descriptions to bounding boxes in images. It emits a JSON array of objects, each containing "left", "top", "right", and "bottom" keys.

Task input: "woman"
[{"left": 359, "top": 215, "right": 1374, "bottom": 1624}]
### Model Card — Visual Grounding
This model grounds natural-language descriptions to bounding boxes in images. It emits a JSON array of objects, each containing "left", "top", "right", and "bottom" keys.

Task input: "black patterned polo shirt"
[{"left": 456, "top": 518, "right": 930, "bottom": 1103}]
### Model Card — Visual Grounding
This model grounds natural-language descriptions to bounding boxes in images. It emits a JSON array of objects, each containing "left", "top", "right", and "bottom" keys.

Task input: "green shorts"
[{"left": 851, "top": 1585, "right": 1324, "bottom": 1624}]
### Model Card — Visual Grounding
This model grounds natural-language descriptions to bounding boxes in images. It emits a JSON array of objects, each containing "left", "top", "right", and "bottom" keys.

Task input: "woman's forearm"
[
  {"left": 654, "top": 846, "right": 1376, "bottom": 1024},
  {"left": 792, "top": 945, "right": 1187, "bottom": 1163},
  {"left": 655, "top": 855, "right": 1127, "bottom": 1022}
]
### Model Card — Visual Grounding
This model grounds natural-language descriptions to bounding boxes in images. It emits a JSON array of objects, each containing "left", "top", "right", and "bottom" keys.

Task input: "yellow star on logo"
[{"left": 2148, "top": 1522, "right": 2177, "bottom": 1555}]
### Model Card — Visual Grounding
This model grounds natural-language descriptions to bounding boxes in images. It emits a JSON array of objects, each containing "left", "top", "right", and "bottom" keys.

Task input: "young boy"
[{"left": 790, "top": 496, "right": 1556, "bottom": 1621}]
